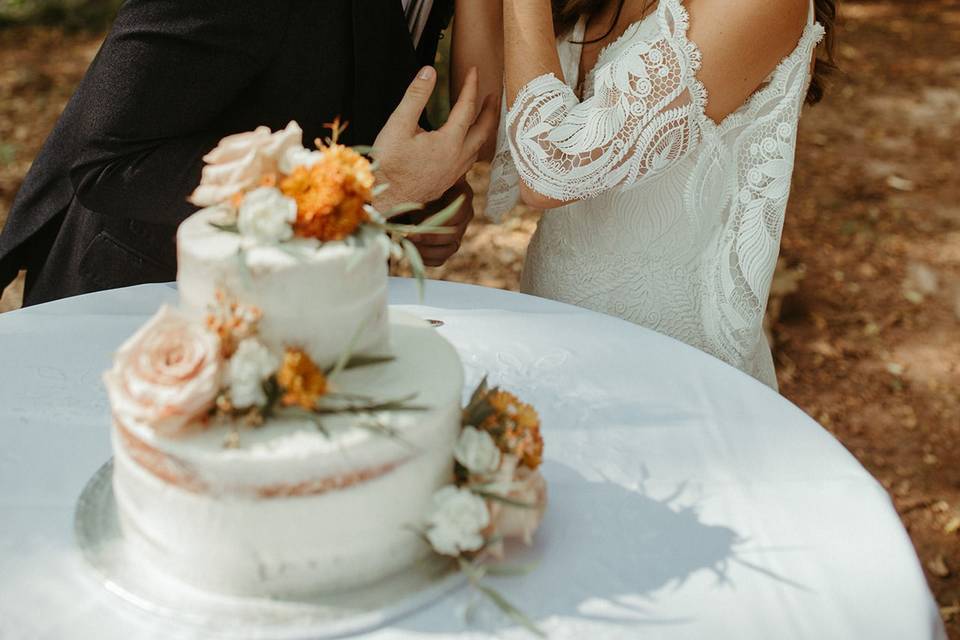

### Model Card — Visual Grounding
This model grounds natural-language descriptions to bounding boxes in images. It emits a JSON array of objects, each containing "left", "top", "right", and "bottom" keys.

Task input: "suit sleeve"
[{"left": 69, "top": 0, "right": 288, "bottom": 225}]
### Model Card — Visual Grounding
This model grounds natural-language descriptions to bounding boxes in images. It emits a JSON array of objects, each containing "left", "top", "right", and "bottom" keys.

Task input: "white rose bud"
[
  {"left": 425, "top": 486, "right": 490, "bottom": 557},
  {"left": 227, "top": 338, "right": 278, "bottom": 409},
  {"left": 454, "top": 426, "right": 502, "bottom": 475},
  {"left": 279, "top": 145, "right": 324, "bottom": 175},
  {"left": 237, "top": 187, "right": 296, "bottom": 244}
]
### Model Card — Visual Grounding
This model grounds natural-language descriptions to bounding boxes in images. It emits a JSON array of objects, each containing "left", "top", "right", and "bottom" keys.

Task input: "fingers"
[
  {"left": 442, "top": 67, "right": 479, "bottom": 140},
  {"left": 383, "top": 66, "right": 437, "bottom": 134},
  {"left": 459, "top": 93, "right": 499, "bottom": 167},
  {"left": 418, "top": 242, "right": 461, "bottom": 267}
]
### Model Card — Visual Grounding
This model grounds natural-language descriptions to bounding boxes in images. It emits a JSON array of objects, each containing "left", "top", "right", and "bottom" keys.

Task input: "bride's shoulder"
[{"left": 675, "top": 0, "right": 812, "bottom": 122}]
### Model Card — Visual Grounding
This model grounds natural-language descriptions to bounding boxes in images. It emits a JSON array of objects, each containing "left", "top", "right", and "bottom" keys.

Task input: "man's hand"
[
  {"left": 397, "top": 178, "right": 475, "bottom": 267},
  {"left": 372, "top": 66, "right": 497, "bottom": 212}
]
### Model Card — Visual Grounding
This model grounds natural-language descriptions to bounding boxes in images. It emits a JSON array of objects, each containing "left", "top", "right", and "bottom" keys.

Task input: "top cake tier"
[{"left": 177, "top": 207, "right": 390, "bottom": 369}]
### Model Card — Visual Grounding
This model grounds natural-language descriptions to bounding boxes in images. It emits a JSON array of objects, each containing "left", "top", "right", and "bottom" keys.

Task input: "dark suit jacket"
[{"left": 0, "top": 0, "right": 453, "bottom": 306}]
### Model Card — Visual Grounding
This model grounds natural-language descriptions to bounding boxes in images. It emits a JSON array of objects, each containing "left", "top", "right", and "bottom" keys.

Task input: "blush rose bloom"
[
  {"left": 486, "top": 455, "right": 548, "bottom": 555},
  {"left": 103, "top": 306, "right": 223, "bottom": 437},
  {"left": 189, "top": 121, "right": 304, "bottom": 207}
]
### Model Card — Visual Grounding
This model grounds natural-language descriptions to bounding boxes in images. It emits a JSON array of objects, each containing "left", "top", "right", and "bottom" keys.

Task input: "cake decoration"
[
  {"left": 102, "top": 122, "right": 548, "bottom": 634},
  {"left": 190, "top": 119, "right": 461, "bottom": 291},
  {"left": 420, "top": 379, "right": 548, "bottom": 636}
]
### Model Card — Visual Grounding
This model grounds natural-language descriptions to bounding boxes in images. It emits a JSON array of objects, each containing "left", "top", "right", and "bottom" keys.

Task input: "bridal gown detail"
[{"left": 488, "top": 0, "right": 825, "bottom": 389}]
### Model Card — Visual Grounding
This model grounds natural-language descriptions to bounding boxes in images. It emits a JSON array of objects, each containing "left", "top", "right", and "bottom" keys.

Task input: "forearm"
[
  {"left": 501, "top": 0, "right": 572, "bottom": 209},
  {"left": 503, "top": 0, "right": 566, "bottom": 209},
  {"left": 502, "top": 0, "right": 563, "bottom": 107},
  {"left": 452, "top": 0, "right": 503, "bottom": 161}
]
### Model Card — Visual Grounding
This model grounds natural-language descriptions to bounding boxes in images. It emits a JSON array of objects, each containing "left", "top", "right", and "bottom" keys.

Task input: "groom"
[{"left": 0, "top": 0, "right": 494, "bottom": 306}]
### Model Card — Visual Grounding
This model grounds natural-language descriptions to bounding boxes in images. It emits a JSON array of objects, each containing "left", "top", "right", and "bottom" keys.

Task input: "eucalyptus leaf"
[
  {"left": 475, "top": 584, "right": 546, "bottom": 638},
  {"left": 341, "top": 354, "right": 397, "bottom": 371},
  {"left": 276, "top": 407, "right": 331, "bottom": 438},
  {"left": 328, "top": 316, "right": 372, "bottom": 381},
  {"left": 472, "top": 490, "right": 537, "bottom": 510},
  {"left": 483, "top": 562, "right": 538, "bottom": 577},
  {"left": 355, "top": 419, "right": 417, "bottom": 450},
  {"left": 372, "top": 183, "right": 390, "bottom": 197},
  {"left": 382, "top": 223, "right": 457, "bottom": 235},
  {"left": 324, "top": 392, "right": 376, "bottom": 402},
  {"left": 457, "top": 557, "right": 487, "bottom": 582},
  {"left": 384, "top": 202, "right": 423, "bottom": 219},
  {"left": 210, "top": 221, "right": 240, "bottom": 234},
  {"left": 402, "top": 238, "right": 426, "bottom": 301},
  {"left": 312, "top": 393, "right": 428, "bottom": 415},
  {"left": 419, "top": 194, "right": 465, "bottom": 229},
  {"left": 351, "top": 145, "right": 375, "bottom": 155},
  {"left": 471, "top": 377, "right": 490, "bottom": 404}
]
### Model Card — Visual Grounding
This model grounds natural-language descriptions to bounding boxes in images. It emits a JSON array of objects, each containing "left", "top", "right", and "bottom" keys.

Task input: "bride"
[{"left": 453, "top": 0, "right": 836, "bottom": 389}]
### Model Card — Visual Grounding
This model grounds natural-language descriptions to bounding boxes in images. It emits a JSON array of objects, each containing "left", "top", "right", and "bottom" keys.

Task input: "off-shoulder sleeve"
[{"left": 486, "top": 0, "right": 707, "bottom": 218}]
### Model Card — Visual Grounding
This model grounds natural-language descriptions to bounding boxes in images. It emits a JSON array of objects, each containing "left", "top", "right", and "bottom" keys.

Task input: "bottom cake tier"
[{"left": 110, "top": 310, "right": 464, "bottom": 597}]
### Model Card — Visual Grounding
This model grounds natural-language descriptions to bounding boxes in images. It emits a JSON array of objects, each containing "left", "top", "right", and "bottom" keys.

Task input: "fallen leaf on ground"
[{"left": 929, "top": 554, "right": 951, "bottom": 579}]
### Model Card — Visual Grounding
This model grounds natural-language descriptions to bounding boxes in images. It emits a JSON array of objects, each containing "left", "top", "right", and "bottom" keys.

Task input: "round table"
[{"left": 0, "top": 280, "right": 945, "bottom": 640}]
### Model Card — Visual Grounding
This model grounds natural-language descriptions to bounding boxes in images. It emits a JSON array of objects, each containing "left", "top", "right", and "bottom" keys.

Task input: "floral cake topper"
[{"left": 189, "top": 120, "right": 461, "bottom": 293}]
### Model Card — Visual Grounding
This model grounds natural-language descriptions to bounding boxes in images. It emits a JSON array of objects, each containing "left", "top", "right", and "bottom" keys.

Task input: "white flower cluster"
[
  {"left": 237, "top": 187, "right": 297, "bottom": 244},
  {"left": 425, "top": 486, "right": 489, "bottom": 557},
  {"left": 424, "top": 417, "right": 547, "bottom": 559},
  {"left": 227, "top": 338, "right": 278, "bottom": 409},
  {"left": 454, "top": 426, "right": 501, "bottom": 475},
  {"left": 424, "top": 427, "right": 500, "bottom": 557},
  {"left": 279, "top": 146, "right": 324, "bottom": 174}
]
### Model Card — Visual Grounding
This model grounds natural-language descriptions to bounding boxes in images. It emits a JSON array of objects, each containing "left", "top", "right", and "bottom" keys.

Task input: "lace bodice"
[{"left": 488, "top": 0, "right": 824, "bottom": 389}]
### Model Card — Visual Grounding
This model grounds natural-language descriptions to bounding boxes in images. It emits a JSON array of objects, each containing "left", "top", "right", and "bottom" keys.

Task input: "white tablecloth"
[{"left": 0, "top": 280, "right": 945, "bottom": 640}]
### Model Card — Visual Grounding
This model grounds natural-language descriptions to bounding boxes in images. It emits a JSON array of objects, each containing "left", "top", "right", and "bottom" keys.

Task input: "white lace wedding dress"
[{"left": 487, "top": 0, "right": 825, "bottom": 389}]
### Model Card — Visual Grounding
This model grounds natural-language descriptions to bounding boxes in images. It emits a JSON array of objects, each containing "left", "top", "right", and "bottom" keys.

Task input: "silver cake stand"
[{"left": 74, "top": 460, "right": 465, "bottom": 639}]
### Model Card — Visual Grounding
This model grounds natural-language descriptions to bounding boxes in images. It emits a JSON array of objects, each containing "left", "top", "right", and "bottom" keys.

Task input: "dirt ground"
[{"left": 1, "top": 2, "right": 958, "bottom": 635}]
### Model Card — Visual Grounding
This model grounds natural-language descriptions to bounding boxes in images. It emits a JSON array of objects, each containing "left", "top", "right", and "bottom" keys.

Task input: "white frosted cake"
[
  {"left": 112, "top": 311, "right": 463, "bottom": 596},
  {"left": 177, "top": 208, "right": 390, "bottom": 370},
  {"left": 103, "top": 121, "right": 547, "bottom": 608}
]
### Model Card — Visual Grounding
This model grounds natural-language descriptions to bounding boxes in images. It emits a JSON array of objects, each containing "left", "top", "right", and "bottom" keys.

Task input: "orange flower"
[
  {"left": 277, "top": 348, "right": 328, "bottom": 410},
  {"left": 279, "top": 142, "right": 373, "bottom": 242},
  {"left": 482, "top": 390, "right": 543, "bottom": 470}
]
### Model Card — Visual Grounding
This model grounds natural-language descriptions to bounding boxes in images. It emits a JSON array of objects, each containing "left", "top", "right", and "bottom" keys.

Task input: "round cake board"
[{"left": 74, "top": 460, "right": 465, "bottom": 639}]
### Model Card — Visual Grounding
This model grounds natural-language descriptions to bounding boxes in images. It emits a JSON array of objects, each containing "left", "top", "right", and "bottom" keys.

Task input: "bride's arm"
[
  {"left": 451, "top": 0, "right": 503, "bottom": 161},
  {"left": 502, "top": 0, "right": 810, "bottom": 210}
]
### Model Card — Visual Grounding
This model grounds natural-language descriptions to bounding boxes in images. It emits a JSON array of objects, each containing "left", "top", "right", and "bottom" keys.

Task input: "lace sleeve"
[{"left": 501, "top": 1, "right": 708, "bottom": 207}]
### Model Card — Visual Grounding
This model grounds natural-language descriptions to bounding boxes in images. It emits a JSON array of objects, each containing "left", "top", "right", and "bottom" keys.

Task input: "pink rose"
[
  {"left": 188, "top": 121, "right": 304, "bottom": 207},
  {"left": 485, "top": 455, "right": 548, "bottom": 557},
  {"left": 104, "top": 306, "right": 223, "bottom": 437}
]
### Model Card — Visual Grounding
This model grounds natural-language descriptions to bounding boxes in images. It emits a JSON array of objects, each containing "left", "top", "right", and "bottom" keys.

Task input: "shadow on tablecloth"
[{"left": 398, "top": 460, "right": 808, "bottom": 636}]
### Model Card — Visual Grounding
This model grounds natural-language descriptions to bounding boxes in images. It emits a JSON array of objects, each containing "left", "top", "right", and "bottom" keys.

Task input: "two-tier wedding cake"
[{"left": 102, "top": 122, "right": 547, "bottom": 605}]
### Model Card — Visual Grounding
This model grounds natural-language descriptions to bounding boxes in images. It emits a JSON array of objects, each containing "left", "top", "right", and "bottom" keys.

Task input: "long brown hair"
[{"left": 552, "top": 0, "right": 837, "bottom": 105}]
